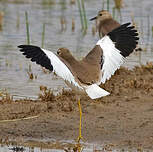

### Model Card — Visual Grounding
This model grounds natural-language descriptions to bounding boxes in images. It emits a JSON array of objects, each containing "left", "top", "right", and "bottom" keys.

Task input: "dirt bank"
[{"left": 0, "top": 63, "right": 153, "bottom": 150}]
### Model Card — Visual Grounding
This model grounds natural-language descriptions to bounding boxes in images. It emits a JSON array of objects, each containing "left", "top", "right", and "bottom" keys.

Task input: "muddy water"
[
  {"left": 0, "top": 145, "right": 108, "bottom": 152},
  {"left": 0, "top": 145, "right": 71, "bottom": 152},
  {"left": 0, "top": 142, "right": 149, "bottom": 152},
  {"left": 0, "top": 0, "right": 153, "bottom": 98},
  {"left": 0, "top": 143, "right": 99, "bottom": 152},
  {"left": 0, "top": 140, "right": 114, "bottom": 152}
]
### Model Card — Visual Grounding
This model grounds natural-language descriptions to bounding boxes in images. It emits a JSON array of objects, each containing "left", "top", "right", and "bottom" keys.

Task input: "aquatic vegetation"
[
  {"left": 112, "top": 7, "right": 116, "bottom": 19},
  {"left": 107, "top": 0, "right": 109, "bottom": 11},
  {"left": 113, "top": 0, "right": 123, "bottom": 9},
  {"left": 41, "top": 67, "right": 51, "bottom": 74},
  {"left": 41, "top": 0, "right": 55, "bottom": 5},
  {"left": 38, "top": 86, "right": 77, "bottom": 112},
  {"left": 147, "top": 15, "right": 150, "bottom": 39},
  {"left": 27, "top": 71, "right": 37, "bottom": 80},
  {"left": 70, "top": 0, "right": 75, "bottom": 5},
  {"left": 25, "top": 11, "right": 30, "bottom": 45},
  {"left": 130, "top": 13, "right": 137, "bottom": 28},
  {"left": 0, "top": 89, "right": 13, "bottom": 103},
  {"left": 113, "top": 0, "right": 123, "bottom": 21},
  {"left": 102, "top": 0, "right": 105, "bottom": 9},
  {"left": 60, "top": 16, "right": 67, "bottom": 32},
  {"left": 77, "top": 0, "right": 84, "bottom": 30},
  {"left": 0, "top": 11, "right": 4, "bottom": 30},
  {"left": 38, "top": 85, "right": 55, "bottom": 102},
  {"left": 16, "top": 11, "right": 20, "bottom": 29},
  {"left": 77, "top": 0, "right": 87, "bottom": 31},
  {"left": 27, "top": 64, "right": 37, "bottom": 80},
  {"left": 5, "top": 58, "right": 11, "bottom": 67},
  {"left": 92, "top": 25, "right": 96, "bottom": 36},
  {"left": 140, "top": 62, "right": 153, "bottom": 70},
  {"left": 72, "top": 18, "right": 75, "bottom": 32},
  {"left": 0, "top": 0, "right": 31, "bottom": 4},
  {"left": 41, "top": 23, "right": 46, "bottom": 48},
  {"left": 80, "top": 0, "right": 87, "bottom": 30}
]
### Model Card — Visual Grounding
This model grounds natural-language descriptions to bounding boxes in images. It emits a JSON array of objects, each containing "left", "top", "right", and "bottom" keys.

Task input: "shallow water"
[
  {"left": 0, "top": 140, "right": 111, "bottom": 152},
  {"left": 0, "top": 140, "right": 151, "bottom": 152},
  {"left": 0, "top": 144, "right": 111, "bottom": 152},
  {"left": 0, "top": 0, "right": 153, "bottom": 99}
]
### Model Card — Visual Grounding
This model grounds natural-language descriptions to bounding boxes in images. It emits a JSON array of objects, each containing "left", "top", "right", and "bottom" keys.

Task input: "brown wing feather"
[{"left": 76, "top": 45, "right": 103, "bottom": 84}]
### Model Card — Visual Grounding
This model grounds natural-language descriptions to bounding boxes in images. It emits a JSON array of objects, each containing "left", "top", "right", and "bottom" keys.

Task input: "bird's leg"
[{"left": 77, "top": 97, "right": 83, "bottom": 143}]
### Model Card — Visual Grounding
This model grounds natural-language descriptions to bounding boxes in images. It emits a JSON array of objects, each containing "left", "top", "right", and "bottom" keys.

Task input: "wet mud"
[{"left": 0, "top": 63, "right": 153, "bottom": 150}]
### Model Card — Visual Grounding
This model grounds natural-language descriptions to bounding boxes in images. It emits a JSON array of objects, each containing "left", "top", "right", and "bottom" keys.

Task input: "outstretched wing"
[
  {"left": 18, "top": 45, "right": 82, "bottom": 89},
  {"left": 86, "top": 23, "right": 139, "bottom": 84},
  {"left": 107, "top": 23, "right": 139, "bottom": 57}
]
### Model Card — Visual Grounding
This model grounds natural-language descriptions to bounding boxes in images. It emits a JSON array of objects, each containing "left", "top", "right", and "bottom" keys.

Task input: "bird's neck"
[
  {"left": 98, "top": 18, "right": 113, "bottom": 27},
  {"left": 62, "top": 54, "right": 79, "bottom": 66},
  {"left": 97, "top": 18, "right": 120, "bottom": 37}
]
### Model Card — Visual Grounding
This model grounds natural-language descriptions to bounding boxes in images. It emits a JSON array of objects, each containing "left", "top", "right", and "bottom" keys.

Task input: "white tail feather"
[{"left": 85, "top": 84, "right": 110, "bottom": 99}]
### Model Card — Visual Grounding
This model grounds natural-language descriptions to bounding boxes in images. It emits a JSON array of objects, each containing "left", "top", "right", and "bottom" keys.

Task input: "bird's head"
[
  {"left": 90, "top": 10, "right": 112, "bottom": 22},
  {"left": 57, "top": 48, "right": 72, "bottom": 60}
]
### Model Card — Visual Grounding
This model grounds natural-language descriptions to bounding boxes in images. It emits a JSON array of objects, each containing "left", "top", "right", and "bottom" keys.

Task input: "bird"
[
  {"left": 18, "top": 23, "right": 139, "bottom": 143},
  {"left": 90, "top": 10, "right": 120, "bottom": 38},
  {"left": 90, "top": 10, "right": 142, "bottom": 52}
]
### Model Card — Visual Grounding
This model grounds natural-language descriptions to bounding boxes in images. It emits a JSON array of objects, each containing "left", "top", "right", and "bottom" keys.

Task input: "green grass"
[
  {"left": 77, "top": 0, "right": 84, "bottom": 30},
  {"left": 102, "top": 0, "right": 105, "bottom": 9},
  {"left": 107, "top": 0, "right": 109, "bottom": 11},
  {"left": 41, "top": 23, "right": 46, "bottom": 48},
  {"left": 77, "top": 0, "right": 87, "bottom": 31},
  {"left": 81, "top": 0, "right": 87, "bottom": 30},
  {"left": 25, "top": 11, "right": 30, "bottom": 45}
]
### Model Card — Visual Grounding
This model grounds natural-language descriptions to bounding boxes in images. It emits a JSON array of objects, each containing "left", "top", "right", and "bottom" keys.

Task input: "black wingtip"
[
  {"left": 18, "top": 45, "right": 22, "bottom": 48},
  {"left": 107, "top": 22, "right": 139, "bottom": 57},
  {"left": 18, "top": 44, "right": 40, "bottom": 49},
  {"left": 18, "top": 44, "right": 53, "bottom": 71},
  {"left": 18, "top": 45, "right": 27, "bottom": 48}
]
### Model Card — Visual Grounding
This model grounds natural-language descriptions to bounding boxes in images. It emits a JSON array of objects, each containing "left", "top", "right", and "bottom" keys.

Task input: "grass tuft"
[
  {"left": 38, "top": 86, "right": 55, "bottom": 102},
  {"left": 0, "top": 90, "right": 13, "bottom": 103}
]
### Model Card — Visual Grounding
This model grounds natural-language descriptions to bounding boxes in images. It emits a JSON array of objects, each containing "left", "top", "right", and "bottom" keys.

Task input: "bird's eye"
[
  {"left": 57, "top": 50, "right": 61, "bottom": 55},
  {"left": 99, "top": 14, "right": 102, "bottom": 16}
]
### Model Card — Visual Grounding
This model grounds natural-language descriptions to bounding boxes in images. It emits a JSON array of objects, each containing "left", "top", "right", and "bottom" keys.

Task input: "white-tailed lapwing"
[
  {"left": 90, "top": 10, "right": 120, "bottom": 38},
  {"left": 18, "top": 23, "right": 139, "bottom": 143}
]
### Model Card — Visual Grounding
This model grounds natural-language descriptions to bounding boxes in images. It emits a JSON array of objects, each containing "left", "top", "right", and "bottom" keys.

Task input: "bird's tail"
[{"left": 85, "top": 84, "right": 110, "bottom": 99}]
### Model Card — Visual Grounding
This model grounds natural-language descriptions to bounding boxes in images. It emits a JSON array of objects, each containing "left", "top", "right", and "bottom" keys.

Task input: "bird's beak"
[{"left": 90, "top": 16, "right": 97, "bottom": 21}]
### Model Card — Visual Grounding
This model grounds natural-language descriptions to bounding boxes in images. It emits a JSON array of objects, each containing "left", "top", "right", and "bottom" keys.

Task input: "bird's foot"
[
  {"left": 73, "top": 141, "right": 83, "bottom": 152},
  {"left": 76, "top": 135, "right": 84, "bottom": 143}
]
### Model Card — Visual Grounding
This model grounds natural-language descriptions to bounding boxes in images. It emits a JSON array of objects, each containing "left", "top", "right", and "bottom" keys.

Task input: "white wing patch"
[
  {"left": 96, "top": 36, "right": 125, "bottom": 84},
  {"left": 42, "top": 49, "right": 83, "bottom": 90}
]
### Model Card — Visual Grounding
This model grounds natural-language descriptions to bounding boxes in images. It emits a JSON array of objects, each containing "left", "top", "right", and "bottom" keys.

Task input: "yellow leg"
[
  {"left": 74, "top": 98, "right": 84, "bottom": 152},
  {"left": 77, "top": 98, "right": 83, "bottom": 143}
]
